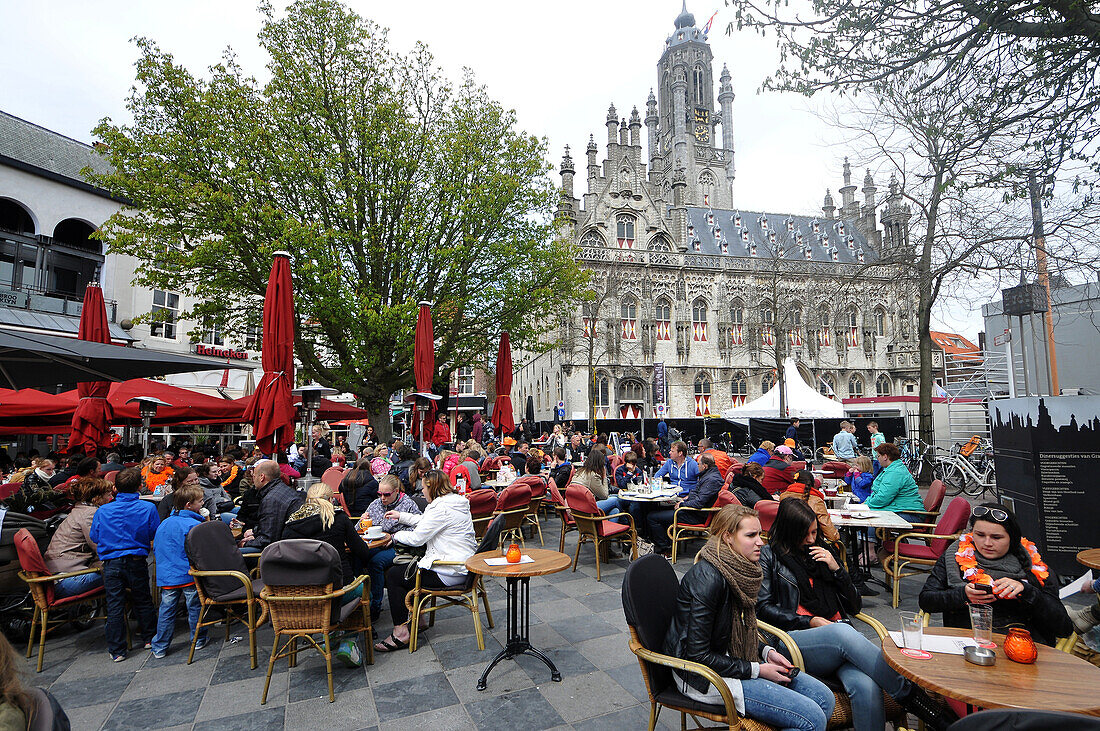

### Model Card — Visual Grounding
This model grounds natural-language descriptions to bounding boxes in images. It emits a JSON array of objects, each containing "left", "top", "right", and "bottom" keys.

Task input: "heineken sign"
[{"left": 193, "top": 344, "right": 249, "bottom": 360}]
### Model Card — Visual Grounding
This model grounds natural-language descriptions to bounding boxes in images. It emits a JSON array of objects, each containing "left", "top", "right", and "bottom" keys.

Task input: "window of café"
[
  {"left": 458, "top": 366, "right": 475, "bottom": 396},
  {"left": 150, "top": 289, "right": 180, "bottom": 340}
]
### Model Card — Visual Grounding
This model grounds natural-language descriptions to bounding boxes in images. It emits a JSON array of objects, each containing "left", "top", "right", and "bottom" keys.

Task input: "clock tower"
[{"left": 653, "top": 1, "right": 734, "bottom": 208}]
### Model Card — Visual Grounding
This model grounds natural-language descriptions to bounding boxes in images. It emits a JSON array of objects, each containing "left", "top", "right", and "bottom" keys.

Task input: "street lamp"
[
  {"left": 125, "top": 396, "right": 172, "bottom": 457},
  {"left": 292, "top": 383, "right": 336, "bottom": 487}
]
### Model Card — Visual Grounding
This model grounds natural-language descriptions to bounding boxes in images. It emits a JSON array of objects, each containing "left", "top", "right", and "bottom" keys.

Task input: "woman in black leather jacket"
[
  {"left": 759, "top": 499, "right": 954, "bottom": 731},
  {"left": 663, "top": 505, "right": 835, "bottom": 731},
  {"left": 729, "top": 462, "right": 773, "bottom": 507},
  {"left": 918, "top": 503, "right": 1071, "bottom": 646}
]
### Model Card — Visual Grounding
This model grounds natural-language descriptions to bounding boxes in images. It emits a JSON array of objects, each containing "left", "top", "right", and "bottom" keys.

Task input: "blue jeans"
[
  {"left": 364, "top": 546, "right": 395, "bottom": 611},
  {"left": 54, "top": 571, "right": 102, "bottom": 599},
  {"left": 102, "top": 555, "right": 156, "bottom": 656},
  {"left": 151, "top": 584, "right": 206, "bottom": 654},
  {"left": 741, "top": 672, "right": 834, "bottom": 731},
  {"left": 596, "top": 497, "right": 630, "bottom": 525},
  {"left": 783, "top": 622, "right": 909, "bottom": 731},
  {"left": 219, "top": 508, "right": 240, "bottom": 525}
]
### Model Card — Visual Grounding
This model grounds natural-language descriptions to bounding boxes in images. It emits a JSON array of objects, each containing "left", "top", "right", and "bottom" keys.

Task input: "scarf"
[
  {"left": 286, "top": 501, "right": 323, "bottom": 524},
  {"left": 945, "top": 535, "right": 1032, "bottom": 590},
  {"left": 778, "top": 547, "right": 843, "bottom": 619},
  {"left": 699, "top": 539, "right": 762, "bottom": 662}
]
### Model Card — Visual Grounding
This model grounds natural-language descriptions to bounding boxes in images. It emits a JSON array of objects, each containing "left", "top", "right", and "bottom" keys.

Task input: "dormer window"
[{"left": 616, "top": 214, "right": 636, "bottom": 249}]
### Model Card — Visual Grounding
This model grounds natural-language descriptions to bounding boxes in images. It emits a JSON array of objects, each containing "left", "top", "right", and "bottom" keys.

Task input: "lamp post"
[
  {"left": 292, "top": 383, "right": 336, "bottom": 487},
  {"left": 125, "top": 396, "right": 172, "bottom": 457},
  {"left": 405, "top": 391, "right": 442, "bottom": 459}
]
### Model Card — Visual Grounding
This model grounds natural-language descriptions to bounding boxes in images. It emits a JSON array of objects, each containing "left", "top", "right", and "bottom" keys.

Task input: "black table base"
[
  {"left": 840, "top": 525, "right": 889, "bottom": 591},
  {"left": 477, "top": 575, "right": 561, "bottom": 691}
]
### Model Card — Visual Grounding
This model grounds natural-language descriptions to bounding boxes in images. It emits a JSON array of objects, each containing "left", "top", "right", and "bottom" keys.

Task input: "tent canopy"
[{"left": 721, "top": 358, "right": 845, "bottom": 421}]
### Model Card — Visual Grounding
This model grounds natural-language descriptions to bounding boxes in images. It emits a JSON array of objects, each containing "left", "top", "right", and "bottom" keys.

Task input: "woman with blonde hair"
[
  {"left": 141, "top": 453, "right": 174, "bottom": 495},
  {"left": 0, "top": 633, "right": 43, "bottom": 727},
  {"left": 663, "top": 505, "right": 834, "bottom": 731},
  {"left": 283, "top": 481, "right": 372, "bottom": 666}
]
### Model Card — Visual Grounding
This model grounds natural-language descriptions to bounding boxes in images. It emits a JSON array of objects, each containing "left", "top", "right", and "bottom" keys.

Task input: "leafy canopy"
[{"left": 89, "top": 0, "right": 585, "bottom": 420}]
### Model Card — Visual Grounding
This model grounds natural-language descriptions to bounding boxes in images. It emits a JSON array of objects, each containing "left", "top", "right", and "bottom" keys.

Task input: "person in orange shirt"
[{"left": 141, "top": 454, "right": 174, "bottom": 495}]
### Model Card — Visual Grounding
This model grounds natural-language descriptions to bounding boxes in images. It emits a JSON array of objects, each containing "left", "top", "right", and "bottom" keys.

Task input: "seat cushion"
[
  {"left": 338, "top": 596, "right": 362, "bottom": 624},
  {"left": 48, "top": 585, "right": 105, "bottom": 608},
  {"left": 596, "top": 520, "right": 632, "bottom": 537},
  {"left": 654, "top": 686, "right": 726, "bottom": 716},
  {"left": 888, "top": 542, "right": 938, "bottom": 560},
  {"left": 215, "top": 578, "right": 265, "bottom": 603}
]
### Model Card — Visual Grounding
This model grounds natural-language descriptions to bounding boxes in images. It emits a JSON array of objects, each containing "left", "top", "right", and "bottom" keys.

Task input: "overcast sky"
[{"left": 0, "top": 0, "right": 982, "bottom": 336}]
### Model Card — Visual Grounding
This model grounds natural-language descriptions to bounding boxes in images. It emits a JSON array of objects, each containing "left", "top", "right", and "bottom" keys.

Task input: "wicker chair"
[
  {"left": 755, "top": 500, "right": 780, "bottom": 535},
  {"left": 467, "top": 488, "right": 499, "bottom": 539},
  {"left": 258, "top": 539, "right": 372, "bottom": 703},
  {"left": 511, "top": 474, "right": 548, "bottom": 546},
  {"left": 406, "top": 514, "right": 503, "bottom": 653},
  {"left": 185, "top": 521, "right": 268, "bottom": 669},
  {"left": 623, "top": 554, "right": 776, "bottom": 730},
  {"left": 15, "top": 528, "right": 107, "bottom": 672},
  {"left": 668, "top": 490, "right": 741, "bottom": 563},
  {"left": 546, "top": 481, "right": 577, "bottom": 553},
  {"left": 494, "top": 483, "right": 531, "bottom": 547},
  {"left": 564, "top": 484, "right": 637, "bottom": 581},
  {"left": 882, "top": 496, "right": 972, "bottom": 607}
]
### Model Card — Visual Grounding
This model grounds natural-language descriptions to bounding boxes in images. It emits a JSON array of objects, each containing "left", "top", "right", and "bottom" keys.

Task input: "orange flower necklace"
[
  {"left": 956, "top": 533, "right": 1049, "bottom": 586},
  {"left": 220, "top": 464, "right": 240, "bottom": 489}
]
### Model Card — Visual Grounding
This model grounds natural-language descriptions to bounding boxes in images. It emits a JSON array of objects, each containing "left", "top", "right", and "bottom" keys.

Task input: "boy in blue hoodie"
[
  {"left": 150, "top": 484, "right": 209, "bottom": 658},
  {"left": 90, "top": 467, "right": 160, "bottom": 662}
]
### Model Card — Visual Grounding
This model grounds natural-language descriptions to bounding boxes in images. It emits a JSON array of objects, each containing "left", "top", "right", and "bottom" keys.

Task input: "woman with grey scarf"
[{"left": 919, "top": 503, "right": 1072, "bottom": 646}]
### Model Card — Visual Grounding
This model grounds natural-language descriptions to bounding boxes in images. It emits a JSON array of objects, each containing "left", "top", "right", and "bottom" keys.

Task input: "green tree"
[{"left": 89, "top": 0, "right": 586, "bottom": 439}]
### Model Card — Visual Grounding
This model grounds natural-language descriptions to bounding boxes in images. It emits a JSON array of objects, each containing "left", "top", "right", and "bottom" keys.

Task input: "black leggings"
[{"left": 385, "top": 565, "right": 452, "bottom": 625}]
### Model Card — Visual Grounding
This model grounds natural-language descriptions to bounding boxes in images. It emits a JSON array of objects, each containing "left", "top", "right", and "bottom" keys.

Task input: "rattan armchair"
[
  {"left": 565, "top": 484, "right": 637, "bottom": 581},
  {"left": 188, "top": 567, "right": 267, "bottom": 668}
]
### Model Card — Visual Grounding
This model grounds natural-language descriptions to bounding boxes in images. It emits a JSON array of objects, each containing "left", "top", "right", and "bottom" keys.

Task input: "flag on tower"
[{"left": 703, "top": 11, "right": 718, "bottom": 35}]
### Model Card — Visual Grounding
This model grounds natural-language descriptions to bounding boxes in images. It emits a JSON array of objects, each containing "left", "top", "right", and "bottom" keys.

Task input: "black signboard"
[{"left": 990, "top": 397, "right": 1099, "bottom": 578}]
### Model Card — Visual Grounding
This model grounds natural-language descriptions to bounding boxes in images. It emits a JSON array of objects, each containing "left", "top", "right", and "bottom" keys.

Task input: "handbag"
[{"left": 391, "top": 539, "right": 427, "bottom": 580}]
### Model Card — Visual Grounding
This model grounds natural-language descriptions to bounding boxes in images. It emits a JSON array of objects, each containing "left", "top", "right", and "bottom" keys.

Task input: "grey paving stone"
[
  {"left": 571, "top": 701, "right": 654, "bottom": 729},
  {"left": 210, "top": 650, "right": 277, "bottom": 685},
  {"left": 49, "top": 671, "right": 135, "bottom": 708},
  {"left": 60, "top": 701, "right": 113, "bottom": 731},
  {"left": 430, "top": 633, "right": 503, "bottom": 671},
  {"left": 284, "top": 686, "right": 377, "bottom": 730},
  {"left": 365, "top": 641, "right": 443, "bottom": 683},
  {"left": 120, "top": 656, "right": 216, "bottom": 700},
  {"left": 514, "top": 644, "right": 597, "bottom": 682},
  {"left": 193, "top": 706, "right": 286, "bottom": 731},
  {"left": 445, "top": 658, "right": 535, "bottom": 703},
  {"left": 102, "top": 687, "right": 205, "bottom": 730},
  {"left": 604, "top": 662, "right": 651, "bottom": 704},
  {"left": 287, "top": 654, "right": 370, "bottom": 703},
  {"left": 378, "top": 703, "right": 473, "bottom": 731},
  {"left": 542, "top": 566, "right": 583, "bottom": 583},
  {"left": 575, "top": 589, "right": 626, "bottom": 614},
  {"left": 529, "top": 598, "right": 588, "bottom": 623},
  {"left": 464, "top": 686, "right": 566, "bottom": 731},
  {"left": 535, "top": 669, "right": 635, "bottom": 723},
  {"left": 574, "top": 632, "right": 635, "bottom": 670},
  {"left": 372, "top": 671, "right": 458, "bottom": 723},
  {"left": 488, "top": 621, "right": 567, "bottom": 651},
  {"left": 553, "top": 577, "right": 612, "bottom": 597},
  {"left": 194, "top": 672, "right": 289, "bottom": 722},
  {"left": 527, "top": 583, "right": 567, "bottom": 603},
  {"left": 547, "top": 615, "right": 620, "bottom": 644}
]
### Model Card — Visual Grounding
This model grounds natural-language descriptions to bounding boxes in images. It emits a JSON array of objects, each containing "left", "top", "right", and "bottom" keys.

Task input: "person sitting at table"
[
  {"left": 339, "top": 458, "right": 379, "bottom": 516},
  {"left": 842, "top": 456, "right": 875, "bottom": 504},
  {"left": 698, "top": 438, "right": 734, "bottom": 479},
  {"left": 274, "top": 451, "right": 301, "bottom": 484},
  {"left": 194, "top": 462, "right": 233, "bottom": 518},
  {"left": 1068, "top": 575, "right": 1100, "bottom": 637},
  {"left": 778, "top": 469, "right": 840, "bottom": 545},
  {"left": 375, "top": 470, "right": 477, "bottom": 652},
  {"left": 614, "top": 451, "right": 644, "bottom": 491},
  {"left": 654, "top": 440, "right": 699, "bottom": 495},
  {"left": 217, "top": 455, "right": 244, "bottom": 497},
  {"left": 448, "top": 450, "right": 482, "bottom": 492},
  {"left": 548, "top": 447, "right": 572, "bottom": 493},
  {"left": 746, "top": 440, "right": 774, "bottom": 467},
  {"left": 761, "top": 445, "right": 798, "bottom": 494},
  {"left": 759, "top": 499, "right": 956, "bottom": 731},
  {"left": 361, "top": 475, "right": 421, "bottom": 623},
  {"left": 573, "top": 449, "right": 622, "bottom": 517},
  {"left": 865, "top": 443, "right": 923, "bottom": 521},
  {"left": 44, "top": 477, "right": 113, "bottom": 598},
  {"left": 640, "top": 438, "right": 664, "bottom": 474},
  {"left": 565, "top": 433, "right": 588, "bottom": 463},
  {"left": 664, "top": 504, "right": 836, "bottom": 730},
  {"left": 648, "top": 452, "right": 723, "bottom": 558},
  {"left": 141, "top": 454, "right": 174, "bottom": 495},
  {"left": 283, "top": 482, "right": 371, "bottom": 666},
  {"left": 729, "top": 462, "right": 773, "bottom": 508},
  {"left": 509, "top": 441, "right": 531, "bottom": 472},
  {"left": 918, "top": 503, "right": 1072, "bottom": 646},
  {"left": 237, "top": 460, "right": 303, "bottom": 555},
  {"left": 406, "top": 457, "right": 432, "bottom": 497}
]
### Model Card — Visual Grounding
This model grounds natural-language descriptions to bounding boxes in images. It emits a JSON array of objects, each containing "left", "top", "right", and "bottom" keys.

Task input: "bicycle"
[
  {"left": 932, "top": 444, "right": 996, "bottom": 497},
  {"left": 897, "top": 437, "right": 939, "bottom": 483}
]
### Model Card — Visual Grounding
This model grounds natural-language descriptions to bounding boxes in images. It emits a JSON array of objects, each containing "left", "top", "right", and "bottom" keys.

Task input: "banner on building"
[{"left": 653, "top": 362, "right": 666, "bottom": 406}]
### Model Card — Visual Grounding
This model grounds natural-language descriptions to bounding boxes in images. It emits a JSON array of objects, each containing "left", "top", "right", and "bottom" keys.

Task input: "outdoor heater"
[
  {"left": 125, "top": 396, "right": 172, "bottom": 457},
  {"left": 293, "top": 383, "right": 336, "bottom": 486}
]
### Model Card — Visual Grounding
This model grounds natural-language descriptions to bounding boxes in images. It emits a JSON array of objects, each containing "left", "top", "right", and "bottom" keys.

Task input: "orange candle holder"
[
  {"left": 1004, "top": 628, "right": 1038, "bottom": 664},
  {"left": 506, "top": 543, "right": 522, "bottom": 563}
]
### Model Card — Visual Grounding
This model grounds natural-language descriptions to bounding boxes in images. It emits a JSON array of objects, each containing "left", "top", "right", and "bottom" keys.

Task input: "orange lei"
[
  {"left": 955, "top": 533, "right": 1049, "bottom": 586},
  {"left": 220, "top": 464, "right": 239, "bottom": 489}
]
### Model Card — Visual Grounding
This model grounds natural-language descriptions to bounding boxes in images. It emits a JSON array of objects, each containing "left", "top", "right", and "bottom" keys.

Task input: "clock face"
[{"left": 695, "top": 123, "right": 710, "bottom": 143}]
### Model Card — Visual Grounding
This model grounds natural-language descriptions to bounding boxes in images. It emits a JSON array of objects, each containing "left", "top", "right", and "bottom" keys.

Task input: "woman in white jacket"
[{"left": 374, "top": 469, "right": 478, "bottom": 652}]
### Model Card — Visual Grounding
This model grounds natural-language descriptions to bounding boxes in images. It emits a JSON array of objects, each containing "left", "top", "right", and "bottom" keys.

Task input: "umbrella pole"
[
  {"left": 304, "top": 410, "right": 315, "bottom": 486},
  {"left": 419, "top": 400, "right": 429, "bottom": 459}
]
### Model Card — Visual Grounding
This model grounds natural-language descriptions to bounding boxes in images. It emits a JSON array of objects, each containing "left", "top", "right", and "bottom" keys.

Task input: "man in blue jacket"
[
  {"left": 654, "top": 441, "right": 699, "bottom": 495},
  {"left": 150, "top": 484, "right": 209, "bottom": 658},
  {"left": 90, "top": 467, "right": 160, "bottom": 662},
  {"left": 648, "top": 452, "right": 722, "bottom": 558}
]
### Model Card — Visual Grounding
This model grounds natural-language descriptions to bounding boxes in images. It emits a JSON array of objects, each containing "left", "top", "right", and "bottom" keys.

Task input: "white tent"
[{"left": 720, "top": 358, "right": 845, "bottom": 420}]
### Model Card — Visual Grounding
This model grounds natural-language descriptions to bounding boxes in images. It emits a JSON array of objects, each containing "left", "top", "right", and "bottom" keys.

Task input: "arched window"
[
  {"left": 874, "top": 307, "right": 887, "bottom": 337},
  {"left": 876, "top": 374, "right": 892, "bottom": 397},
  {"left": 847, "top": 307, "right": 859, "bottom": 329},
  {"left": 761, "top": 305, "right": 774, "bottom": 325},
  {"left": 616, "top": 214, "right": 635, "bottom": 249},
  {"left": 692, "top": 65, "right": 705, "bottom": 104},
  {"left": 819, "top": 375, "right": 835, "bottom": 398},
  {"left": 536, "top": 380, "right": 542, "bottom": 410},
  {"left": 848, "top": 374, "right": 864, "bottom": 398},
  {"left": 620, "top": 296, "right": 638, "bottom": 340},
  {"left": 761, "top": 372, "right": 775, "bottom": 393},
  {"left": 761, "top": 303, "right": 775, "bottom": 346},
  {"left": 594, "top": 372, "right": 610, "bottom": 409},
  {"left": 579, "top": 229, "right": 603, "bottom": 248},
  {"left": 692, "top": 298, "right": 708, "bottom": 341},
  {"left": 698, "top": 170, "right": 717, "bottom": 187},
  {"left": 649, "top": 235, "right": 671, "bottom": 251},
  {"left": 787, "top": 307, "right": 804, "bottom": 346},
  {"left": 619, "top": 379, "right": 645, "bottom": 419},
  {"left": 731, "top": 374, "right": 747, "bottom": 407},
  {"left": 729, "top": 299, "right": 744, "bottom": 346},
  {"left": 655, "top": 297, "right": 672, "bottom": 341},
  {"left": 845, "top": 306, "right": 860, "bottom": 346},
  {"left": 694, "top": 372, "right": 712, "bottom": 416}
]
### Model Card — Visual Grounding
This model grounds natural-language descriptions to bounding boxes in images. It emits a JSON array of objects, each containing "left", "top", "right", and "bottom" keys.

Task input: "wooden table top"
[
  {"left": 465, "top": 548, "right": 571, "bottom": 578},
  {"left": 882, "top": 627, "right": 1100, "bottom": 716},
  {"left": 1077, "top": 548, "right": 1100, "bottom": 571}
]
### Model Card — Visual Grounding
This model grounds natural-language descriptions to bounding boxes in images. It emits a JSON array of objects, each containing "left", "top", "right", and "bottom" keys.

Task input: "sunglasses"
[
  {"left": 972, "top": 506, "right": 1008, "bottom": 522},
  {"left": 378, "top": 491, "right": 397, "bottom": 497}
]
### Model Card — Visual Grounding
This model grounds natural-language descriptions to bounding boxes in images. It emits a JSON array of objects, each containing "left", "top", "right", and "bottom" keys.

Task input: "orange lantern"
[
  {"left": 1004, "top": 628, "right": 1038, "bottom": 664},
  {"left": 506, "top": 543, "right": 522, "bottom": 563}
]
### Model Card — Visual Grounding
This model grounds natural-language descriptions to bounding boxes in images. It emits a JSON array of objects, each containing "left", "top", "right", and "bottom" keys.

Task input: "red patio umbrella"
[
  {"left": 67, "top": 283, "right": 115, "bottom": 455},
  {"left": 242, "top": 252, "right": 296, "bottom": 454},
  {"left": 492, "top": 332, "right": 515, "bottom": 438},
  {"left": 409, "top": 301, "right": 439, "bottom": 452}
]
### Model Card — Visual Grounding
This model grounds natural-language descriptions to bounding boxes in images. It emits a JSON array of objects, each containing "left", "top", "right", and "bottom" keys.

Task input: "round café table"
[
  {"left": 1077, "top": 548, "right": 1100, "bottom": 571},
  {"left": 465, "top": 548, "right": 571, "bottom": 691},
  {"left": 882, "top": 627, "right": 1100, "bottom": 716}
]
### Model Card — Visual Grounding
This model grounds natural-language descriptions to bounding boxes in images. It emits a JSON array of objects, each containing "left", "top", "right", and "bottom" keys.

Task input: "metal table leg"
[{"left": 477, "top": 575, "right": 561, "bottom": 691}]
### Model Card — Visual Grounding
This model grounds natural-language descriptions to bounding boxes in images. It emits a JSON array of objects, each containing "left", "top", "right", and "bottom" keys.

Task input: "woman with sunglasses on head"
[
  {"left": 919, "top": 503, "right": 1072, "bottom": 646},
  {"left": 759, "top": 499, "right": 956, "bottom": 731}
]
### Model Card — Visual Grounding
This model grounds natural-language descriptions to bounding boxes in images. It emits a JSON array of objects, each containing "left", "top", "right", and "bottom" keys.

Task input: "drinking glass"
[
  {"left": 899, "top": 611, "right": 923, "bottom": 650},
  {"left": 969, "top": 603, "right": 993, "bottom": 646}
]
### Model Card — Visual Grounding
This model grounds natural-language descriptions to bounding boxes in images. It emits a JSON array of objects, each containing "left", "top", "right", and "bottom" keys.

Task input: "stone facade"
[{"left": 516, "top": 4, "right": 921, "bottom": 424}]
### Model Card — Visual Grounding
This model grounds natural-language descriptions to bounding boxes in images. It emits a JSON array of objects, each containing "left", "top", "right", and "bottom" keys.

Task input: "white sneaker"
[{"left": 1069, "top": 605, "right": 1099, "bottom": 635}]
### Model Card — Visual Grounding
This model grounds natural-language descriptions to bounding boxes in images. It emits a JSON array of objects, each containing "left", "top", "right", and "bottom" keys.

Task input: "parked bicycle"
[{"left": 931, "top": 439, "right": 996, "bottom": 497}]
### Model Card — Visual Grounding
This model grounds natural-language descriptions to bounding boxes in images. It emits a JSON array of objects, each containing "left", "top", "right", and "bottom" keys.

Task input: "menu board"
[{"left": 990, "top": 397, "right": 1100, "bottom": 577}]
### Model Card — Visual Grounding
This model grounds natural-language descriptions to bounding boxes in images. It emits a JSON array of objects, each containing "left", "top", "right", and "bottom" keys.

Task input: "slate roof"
[
  {"left": 0, "top": 310, "right": 133, "bottom": 343},
  {"left": 684, "top": 206, "right": 877, "bottom": 264},
  {"left": 0, "top": 110, "right": 112, "bottom": 188}
]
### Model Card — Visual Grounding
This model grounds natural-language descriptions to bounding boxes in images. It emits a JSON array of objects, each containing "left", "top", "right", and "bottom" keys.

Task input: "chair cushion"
[
  {"left": 186, "top": 521, "right": 250, "bottom": 601},
  {"left": 889, "top": 542, "right": 938, "bottom": 560},
  {"left": 674, "top": 522, "right": 710, "bottom": 530},
  {"left": 260, "top": 540, "right": 342, "bottom": 587},
  {"left": 47, "top": 585, "right": 105, "bottom": 608},
  {"left": 215, "top": 578, "right": 265, "bottom": 603},
  {"left": 565, "top": 483, "right": 600, "bottom": 514},
  {"left": 653, "top": 687, "right": 726, "bottom": 716},
  {"left": 496, "top": 484, "right": 531, "bottom": 511},
  {"left": 596, "top": 520, "right": 632, "bottom": 537},
  {"left": 466, "top": 489, "right": 498, "bottom": 517}
]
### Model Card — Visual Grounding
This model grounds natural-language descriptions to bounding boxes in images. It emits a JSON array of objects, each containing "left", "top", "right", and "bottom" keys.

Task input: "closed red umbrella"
[
  {"left": 67, "top": 283, "right": 114, "bottom": 455},
  {"left": 410, "top": 301, "right": 437, "bottom": 444},
  {"left": 492, "top": 332, "right": 515, "bottom": 438},
  {"left": 242, "top": 252, "right": 296, "bottom": 454}
]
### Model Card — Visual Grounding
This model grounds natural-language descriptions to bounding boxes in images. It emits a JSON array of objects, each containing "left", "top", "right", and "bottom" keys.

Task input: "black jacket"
[
  {"left": 392, "top": 458, "right": 415, "bottom": 490},
  {"left": 283, "top": 510, "right": 372, "bottom": 585},
  {"left": 663, "top": 558, "right": 767, "bottom": 693},
  {"left": 918, "top": 552, "right": 1072, "bottom": 646},
  {"left": 339, "top": 471, "right": 378, "bottom": 515},
  {"left": 549, "top": 463, "right": 572, "bottom": 493},
  {"left": 456, "top": 419, "right": 473, "bottom": 443},
  {"left": 244, "top": 478, "right": 303, "bottom": 550},
  {"left": 729, "top": 473, "right": 772, "bottom": 507},
  {"left": 678, "top": 466, "right": 722, "bottom": 524},
  {"left": 757, "top": 545, "right": 860, "bottom": 637}
]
